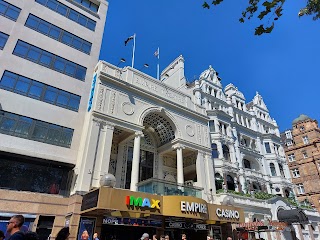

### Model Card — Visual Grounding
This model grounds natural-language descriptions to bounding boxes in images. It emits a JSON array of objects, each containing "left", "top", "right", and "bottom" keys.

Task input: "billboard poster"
[{"left": 77, "top": 217, "right": 96, "bottom": 240}]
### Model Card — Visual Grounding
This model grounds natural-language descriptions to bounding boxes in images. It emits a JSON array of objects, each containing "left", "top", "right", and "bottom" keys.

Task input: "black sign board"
[
  {"left": 165, "top": 221, "right": 208, "bottom": 230},
  {"left": 81, "top": 189, "right": 99, "bottom": 211}
]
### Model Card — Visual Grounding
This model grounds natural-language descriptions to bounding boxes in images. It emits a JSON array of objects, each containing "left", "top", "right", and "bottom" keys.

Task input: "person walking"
[
  {"left": 0, "top": 230, "right": 5, "bottom": 240},
  {"left": 7, "top": 215, "right": 25, "bottom": 240},
  {"left": 140, "top": 233, "right": 149, "bottom": 240},
  {"left": 93, "top": 233, "right": 99, "bottom": 240},
  {"left": 181, "top": 234, "right": 186, "bottom": 240},
  {"left": 56, "top": 227, "right": 70, "bottom": 240}
]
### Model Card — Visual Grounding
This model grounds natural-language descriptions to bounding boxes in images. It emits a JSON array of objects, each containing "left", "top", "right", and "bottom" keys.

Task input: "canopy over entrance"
[{"left": 277, "top": 208, "right": 309, "bottom": 224}]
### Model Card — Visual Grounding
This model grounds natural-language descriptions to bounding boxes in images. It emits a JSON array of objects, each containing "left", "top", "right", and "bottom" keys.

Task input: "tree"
[{"left": 202, "top": 0, "right": 320, "bottom": 35}]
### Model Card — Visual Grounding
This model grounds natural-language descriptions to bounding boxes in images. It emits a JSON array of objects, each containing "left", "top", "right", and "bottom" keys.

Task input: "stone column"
[
  {"left": 175, "top": 145, "right": 185, "bottom": 185},
  {"left": 308, "top": 224, "right": 315, "bottom": 240},
  {"left": 217, "top": 141, "right": 223, "bottom": 159},
  {"left": 130, "top": 131, "right": 144, "bottom": 191},
  {"left": 91, "top": 123, "right": 115, "bottom": 188},
  {"left": 76, "top": 118, "right": 103, "bottom": 193}
]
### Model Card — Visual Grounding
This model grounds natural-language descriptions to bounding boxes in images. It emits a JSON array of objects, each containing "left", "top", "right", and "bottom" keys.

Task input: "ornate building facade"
[
  {"left": 281, "top": 115, "right": 320, "bottom": 212},
  {"left": 75, "top": 58, "right": 320, "bottom": 240}
]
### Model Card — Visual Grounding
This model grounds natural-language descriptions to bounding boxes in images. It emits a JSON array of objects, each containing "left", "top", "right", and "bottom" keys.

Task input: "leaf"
[
  {"left": 239, "top": 17, "right": 245, "bottom": 23},
  {"left": 202, "top": 1, "right": 210, "bottom": 9}
]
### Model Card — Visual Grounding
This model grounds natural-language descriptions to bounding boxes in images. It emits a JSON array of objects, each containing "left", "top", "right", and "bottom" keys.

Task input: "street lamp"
[{"left": 139, "top": 63, "right": 149, "bottom": 71}]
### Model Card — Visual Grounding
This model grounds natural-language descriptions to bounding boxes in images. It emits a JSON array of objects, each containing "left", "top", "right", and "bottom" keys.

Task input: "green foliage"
[
  {"left": 202, "top": 0, "right": 320, "bottom": 35},
  {"left": 254, "top": 191, "right": 275, "bottom": 200}
]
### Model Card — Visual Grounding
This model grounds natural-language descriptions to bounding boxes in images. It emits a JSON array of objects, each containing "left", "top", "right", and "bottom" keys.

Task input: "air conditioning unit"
[{"left": 185, "top": 180, "right": 194, "bottom": 186}]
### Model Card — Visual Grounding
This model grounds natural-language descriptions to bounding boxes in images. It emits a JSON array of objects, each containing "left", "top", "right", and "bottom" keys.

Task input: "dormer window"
[
  {"left": 300, "top": 126, "right": 305, "bottom": 131},
  {"left": 302, "top": 136, "right": 309, "bottom": 144}
]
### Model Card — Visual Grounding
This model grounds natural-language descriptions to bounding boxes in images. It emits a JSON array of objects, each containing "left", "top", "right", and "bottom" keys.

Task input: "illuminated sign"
[
  {"left": 216, "top": 208, "right": 240, "bottom": 219},
  {"left": 180, "top": 201, "right": 207, "bottom": 214},
  {"left": 87, "top": 73, "right": 97, "bottom": 112},
  {"left": 125, "top": 196, "right": 160, "bottom": 209}
]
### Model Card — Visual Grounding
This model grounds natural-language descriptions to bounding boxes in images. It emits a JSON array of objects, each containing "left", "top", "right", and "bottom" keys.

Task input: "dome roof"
[{"left": 292, "top": 114, "right": 311, "bottom": 124}]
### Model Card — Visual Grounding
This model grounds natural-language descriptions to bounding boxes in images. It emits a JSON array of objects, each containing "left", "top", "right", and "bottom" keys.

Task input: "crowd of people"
[{"left": 0, "top": 215, "right": 234, "bottom": 240}]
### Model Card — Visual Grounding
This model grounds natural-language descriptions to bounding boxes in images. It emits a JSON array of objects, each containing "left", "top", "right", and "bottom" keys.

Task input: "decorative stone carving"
[
  {"left": 186, "top": 125, "right": 195, "bottom": 137},
  {"left": 122, "top": 102, "right": 134, "bottom": 115}
]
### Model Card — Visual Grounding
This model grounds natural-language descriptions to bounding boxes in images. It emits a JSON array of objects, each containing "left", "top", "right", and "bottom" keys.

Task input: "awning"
[{"left": 277, "top": 208, "right": 309, "bottom": 224}]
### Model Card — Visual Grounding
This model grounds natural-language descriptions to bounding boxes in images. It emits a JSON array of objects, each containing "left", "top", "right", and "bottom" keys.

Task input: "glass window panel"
[
  {"left": 75, "top": 66, "right": 86, "bottom": 80},
  {"left": 56, "top": 4, "right": 67, "bottom": 16},
  {"left": 72, "top": 38, "right": 81, "bottom": 49},
  {"left": 68, "top": 9, "right": 78, "bottom": 21},
  {"left": 14, "top": 117, "right": 32, "bottom": 136},
  {"left": 13, "top": 41, "right": 29, "bottom": 57},
  {"left": 44, "top": 87, "right": 58, "bottom": 104},
  {"left": 6, "top": 7, "right": 20, "bottom": 20},
  {"left": 53, "top": 57, "right": 65, "bottom": 72},
  {"left": 27, "top": 47, "right": 41, "bottom": 62},
  {"left": 60, "top": 129, "right": 73, "bottom": 146},
  {"left": 78, "top": 15, "right": 87, "bottom": 26},
  {"left": 47, "top": 126, "right": 61, "bottom": 143},
  {"left": 65, "top": 63, "right": 76, "bottom": 76},
  {"left": 0, "top": 2, "right": 7, "bottom": 15},
  {"left": 89, "top": 3, "right": 98, "bottom": 12},
  {"left": 25, "top": 15, "right": 39, "bottom": 29},
  {"left": 68, "top": 96, "right": 80, "bottom": 111},
  {"left": 32, "top": 123, "right": 48, "bottom": 140},
  {"left": 35, "top": 0, "right": 46, "bottom": 5},
  {"left": 0, "top": 117, "right": 16, "bottom": 132},
  {"left": 47, "top": 0, "right": 58, "bottom": 10},
  {"left": 87, "top": 19, "right": 96, "bottom": 31},
  {"left": 48, "top": 25, "right": 60, "bottom": 40},
  {"left": 61, "top": 32, "right": 72, "bottom": 45},
  {"left": 82, "top": 0, "right": 90, "bottom": 8},
  {"left": 56, "top": 92, "right": 69, "bottom": 107},
  {"left": 39, "top": 52, "right": 53, "bottom": 67},
  {"left": 0, "top": 73, "right": 16, "bottom": 90},
  {"left": 81, "top": 42, "right": 91, "bottom": 54},
  {"left": 0, "top": 33, "right": 8, "bottom": 49},
  {"left": 15, "top": 77, "right": 31, "bottom": 95},
  {"left": 28, "top": 82, "right": 44, "bottom": 99},
  {"left": 38, "top": 21, "right": 50, "bottom": 35}
]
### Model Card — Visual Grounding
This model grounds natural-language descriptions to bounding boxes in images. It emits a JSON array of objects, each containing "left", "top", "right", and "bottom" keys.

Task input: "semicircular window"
[{"left": 143, "top": 113, "right": 175, "bottom": 145}]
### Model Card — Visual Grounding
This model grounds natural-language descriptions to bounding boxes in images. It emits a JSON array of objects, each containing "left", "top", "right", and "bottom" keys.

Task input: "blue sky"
[{"left": 99, "top": 0, "right": 320, "bottom": 131}]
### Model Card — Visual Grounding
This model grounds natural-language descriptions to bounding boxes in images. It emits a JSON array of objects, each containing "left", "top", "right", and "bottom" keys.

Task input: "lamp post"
[{"left": 116, "top": 58, "right": 126, "bottom": 67}]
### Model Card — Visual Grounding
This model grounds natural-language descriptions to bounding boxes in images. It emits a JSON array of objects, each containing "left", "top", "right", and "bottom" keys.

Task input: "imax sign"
[{"left": 125, "top": 196, "right": 160, "bottom": 209}]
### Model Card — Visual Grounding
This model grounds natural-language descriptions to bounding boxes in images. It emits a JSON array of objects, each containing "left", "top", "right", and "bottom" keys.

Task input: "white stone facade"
[{"left": 75, "top": 57, "right": 320, "bottom": 240}]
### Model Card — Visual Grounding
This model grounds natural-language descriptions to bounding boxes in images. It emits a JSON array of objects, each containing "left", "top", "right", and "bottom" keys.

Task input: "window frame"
[{"left": 292, "top": 168, "right": 300, "bottom": 178}]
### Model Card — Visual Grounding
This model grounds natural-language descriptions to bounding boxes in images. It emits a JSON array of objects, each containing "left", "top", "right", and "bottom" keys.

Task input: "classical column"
[
  {"left": 75, "top": 118, "right": 103, "bottom": 193},
  {"left": 217, "top": 141, "right": 223, "bottom": 159},
  {"left": 91, "top": 123, "right": 115, "bottom": 188},
  {"left": 174, "top": 145, "right": 185, "bottom": 185},
  {"left": 130, "top": 131, "right": 144, "bottom": 191}
]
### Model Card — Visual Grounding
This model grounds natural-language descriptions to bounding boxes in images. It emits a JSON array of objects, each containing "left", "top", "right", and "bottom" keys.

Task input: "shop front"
[{"left": 80, "top": 187, "right": 245, "bottom": 240}]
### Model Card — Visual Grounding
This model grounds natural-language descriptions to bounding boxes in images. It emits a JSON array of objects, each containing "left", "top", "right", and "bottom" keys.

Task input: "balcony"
[
  {"left": 137, "top": 178, "right": 203, "bottom": 198},
  {"left": 244, "top": 168, "right": 265, "bottom": 180}
]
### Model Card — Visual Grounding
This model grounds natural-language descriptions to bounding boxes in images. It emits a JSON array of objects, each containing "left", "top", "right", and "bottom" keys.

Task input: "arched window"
[
  {"left": 227, "top": 175, "right": 235, "bottom": 191},
  {"left": 270, "top": 163, "right": 276, "bottom": 176},
  {"left": 222, "top": 145, "right": 230, "bottom": 161},
  {"left": 215, "top": 173, "right": 223, "bottom": 190},
  {"left": 279, "top": 164, "right": 285, "bottom": 178},
  {"left": 252, "top": 182, "right": 262, "bottom": 191},
  {"left": 243, "top": 159, "right": 251, "bottom": 169}
]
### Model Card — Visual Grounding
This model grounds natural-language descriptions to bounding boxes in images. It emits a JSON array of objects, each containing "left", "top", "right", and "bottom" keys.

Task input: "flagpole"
[
  {"left": 157, "top": 47, "right": 160, "bottom": 80},
  {"left": 132, "top": 33, "right": 136, "bottom": 68}
]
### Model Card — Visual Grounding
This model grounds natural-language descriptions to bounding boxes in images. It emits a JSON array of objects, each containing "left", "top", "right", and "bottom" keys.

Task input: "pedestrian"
[
  {"left": 81, "top": 231, "right": 89, "bottom": 240},
  {"left": 140, "top": 233, "right": 149, "bottom": 240},
  {"left": 7, "top": 215, "right": 25, "bottom": 240},
  {"left": 56, "top": 227, "right": 70, "bottom": 240},
  {"left": 152, "top": 235, "right": 157, "bottom": 240},
  {"left": 164, "top": 235, "right": 169, "bottom": 240},
  {"left": 0, "top": 230, "right": 5, "bottom": 240},
  {"left": 181, "top": 234, "right": 186, "bottom": 240},
  {"left": 226, "top": 237, "right": 232, "bottom": 240},
  {"left": 24, "top": 232, "right": 39, "bottom": 240},
  {"left": 160, "top": 235, "right": 165, "bottom": 240},
  {"left": 93, "top": 233, "right": 99, "bottom": 240}
]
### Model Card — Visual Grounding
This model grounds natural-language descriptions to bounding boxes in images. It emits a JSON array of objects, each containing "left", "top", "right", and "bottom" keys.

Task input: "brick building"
[{"left": 281, "top": 114, "right": 320, "bottom": 212}]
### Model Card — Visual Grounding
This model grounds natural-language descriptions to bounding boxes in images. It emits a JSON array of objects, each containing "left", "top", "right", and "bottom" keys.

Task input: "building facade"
[
  {"left": 76, "top": 59, "right": 320, "bottom": 240},
  {"left": 281, "top": 115, "right": 320, "bottom": 212},
  {"left": 0, "top": 0, "right": 108, "bottom": 238}
]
